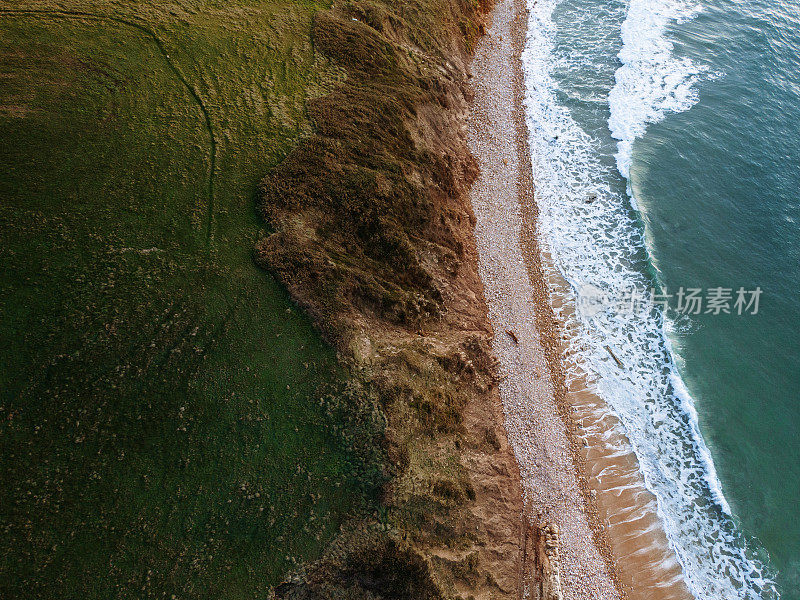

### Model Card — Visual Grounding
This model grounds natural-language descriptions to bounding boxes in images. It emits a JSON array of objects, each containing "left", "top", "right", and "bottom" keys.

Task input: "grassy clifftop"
[
  {"left": 0, "top": 1, "right": 382, "bottom": 597},
  {"left": 2, "top": 0, "right": 523, "bottom": 598}
]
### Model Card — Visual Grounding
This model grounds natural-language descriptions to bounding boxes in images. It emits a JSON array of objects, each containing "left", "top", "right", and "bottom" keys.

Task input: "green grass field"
[{"left": 0, "top": 1, "right": 377, "bottom": 597}]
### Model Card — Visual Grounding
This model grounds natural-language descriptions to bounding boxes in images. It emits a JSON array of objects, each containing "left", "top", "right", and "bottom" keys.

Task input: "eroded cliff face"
[{"left": 256, "top": 1, "right": 533, "bottom": 598}]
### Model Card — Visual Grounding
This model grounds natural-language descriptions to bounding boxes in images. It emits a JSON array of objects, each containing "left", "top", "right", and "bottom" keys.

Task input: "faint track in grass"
[{"left": 0, "top": 8, "right": 219, "bottom": 248}]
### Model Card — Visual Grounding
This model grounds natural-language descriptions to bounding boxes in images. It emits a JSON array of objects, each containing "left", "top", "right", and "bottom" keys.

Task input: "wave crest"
[{"left": 609, "top": 0, "right": 708, "bottom": 178}]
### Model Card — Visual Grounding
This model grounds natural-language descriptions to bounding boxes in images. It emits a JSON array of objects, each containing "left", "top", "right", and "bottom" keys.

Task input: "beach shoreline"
[
  {"left": 467, "top": 0, "right": 624, "bottom": 597},
  {"left": 468, "top": 0, "right": 694, "bottom": 598}
]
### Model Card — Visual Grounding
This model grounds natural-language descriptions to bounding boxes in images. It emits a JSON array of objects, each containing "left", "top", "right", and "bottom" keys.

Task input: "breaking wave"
[{"left": 522, "top": 0, "right": 778, "bottom": 596}]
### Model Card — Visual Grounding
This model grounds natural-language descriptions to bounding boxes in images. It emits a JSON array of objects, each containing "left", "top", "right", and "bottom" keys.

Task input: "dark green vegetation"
[{"left": 0, "top": 1, "right": 382, "bottom": 597}]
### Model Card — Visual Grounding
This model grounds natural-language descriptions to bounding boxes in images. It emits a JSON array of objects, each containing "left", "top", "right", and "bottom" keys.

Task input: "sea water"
[{"left": 522, "top": 0, "right": 799, "bottom": 596}]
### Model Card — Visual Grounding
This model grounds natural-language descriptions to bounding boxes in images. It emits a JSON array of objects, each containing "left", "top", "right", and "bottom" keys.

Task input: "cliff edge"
[{"left": 256, "top": 1, "right": 531, "bottom": 598}]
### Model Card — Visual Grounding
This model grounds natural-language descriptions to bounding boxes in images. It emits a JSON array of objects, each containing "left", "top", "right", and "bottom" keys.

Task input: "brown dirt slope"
[{"left": 256, "top": 1, "right": 529, "bottom": 598}]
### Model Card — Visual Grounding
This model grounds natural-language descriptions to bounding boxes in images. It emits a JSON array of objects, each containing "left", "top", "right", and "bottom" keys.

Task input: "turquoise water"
[
  {"left": 634, "top": 0, "right": 800, "bottom": 594},
  {"left": 523, "top": 0, "right": 799, "bottom": 596}
]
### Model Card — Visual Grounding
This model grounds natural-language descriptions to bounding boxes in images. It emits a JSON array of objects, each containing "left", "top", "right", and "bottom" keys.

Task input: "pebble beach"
[{"left": 467, "top": 0, "right": 624, "bottom": 597}]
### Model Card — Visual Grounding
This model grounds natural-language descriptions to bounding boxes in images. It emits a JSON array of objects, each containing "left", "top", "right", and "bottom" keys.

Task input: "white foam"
[
  {"left": 609, "top": 0, "right": 707, "bottom": 177},
  {"left": 522, "top": 0, "right": 779, "bottom": 597},
  {"left": 663, "top": 330, "right": 732, "bottom": 516}
]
